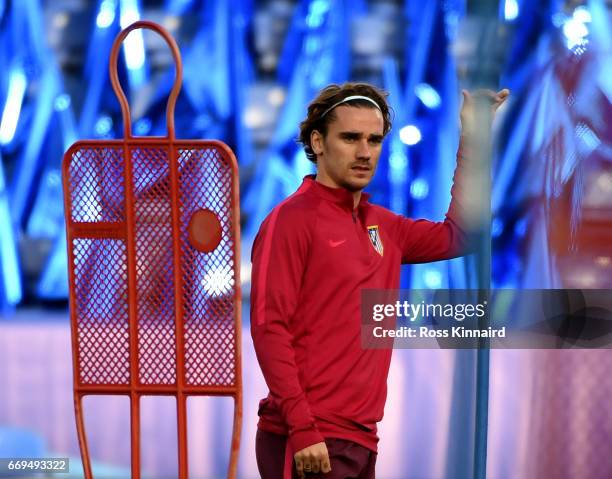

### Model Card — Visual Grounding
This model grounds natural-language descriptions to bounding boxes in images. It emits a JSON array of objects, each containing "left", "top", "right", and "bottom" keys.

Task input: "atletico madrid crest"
[{"left": 367, "top": 225, "right": 384, "bottom": 256}]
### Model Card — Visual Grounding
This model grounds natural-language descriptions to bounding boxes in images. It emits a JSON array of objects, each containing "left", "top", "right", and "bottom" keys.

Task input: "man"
[{"left": 250, "top": 82, "right": 509, "bottom": 478}]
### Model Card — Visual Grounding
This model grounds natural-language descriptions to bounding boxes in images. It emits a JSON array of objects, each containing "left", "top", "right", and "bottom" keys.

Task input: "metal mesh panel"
[
  {"left": 69, "top": 148, "right": 125, "bottom": 223},
  {"left": 132, "top": 147, "right": 177, "bottom": 385},
  {"left": 73, "top": 238, "right": 130, "bottom": 385},
  {"left": 178, "top": 148, "right": 236, "bottom": 387}
]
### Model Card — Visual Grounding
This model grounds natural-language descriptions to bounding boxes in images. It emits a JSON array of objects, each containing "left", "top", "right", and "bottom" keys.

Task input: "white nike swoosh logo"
[{"left": 329, "top": 239, "right": 346, "bottom": 247}]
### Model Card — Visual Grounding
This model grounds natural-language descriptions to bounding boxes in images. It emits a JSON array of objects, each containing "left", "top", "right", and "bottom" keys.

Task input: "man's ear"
[{"left": 311, "top": 130, "right": 324, "bottom": 156}]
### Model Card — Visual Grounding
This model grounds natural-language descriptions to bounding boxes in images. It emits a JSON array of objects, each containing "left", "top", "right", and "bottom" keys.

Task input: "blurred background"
[{"left": 0, "top": 0, "right": 611, "bottom": 478}]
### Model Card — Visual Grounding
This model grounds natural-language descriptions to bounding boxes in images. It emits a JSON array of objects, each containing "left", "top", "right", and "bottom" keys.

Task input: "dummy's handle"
[{"left": 109, "top": 20, "right": 183, "bottom": 139}]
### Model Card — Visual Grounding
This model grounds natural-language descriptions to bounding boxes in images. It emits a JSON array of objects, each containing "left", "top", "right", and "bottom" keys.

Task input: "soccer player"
[{"left": 250, "top": 82, "right": 509, "bottom": 478}]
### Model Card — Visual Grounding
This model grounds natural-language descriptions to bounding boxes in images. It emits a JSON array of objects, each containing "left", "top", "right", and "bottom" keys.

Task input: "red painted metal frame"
[{"left": 62, "top": 21, "right": 242, "bottom": 478}]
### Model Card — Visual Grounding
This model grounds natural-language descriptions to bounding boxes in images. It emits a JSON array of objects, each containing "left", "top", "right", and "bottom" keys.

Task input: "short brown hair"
[{"left": 298, "top": 82, "right": 393, "bottom": 163}]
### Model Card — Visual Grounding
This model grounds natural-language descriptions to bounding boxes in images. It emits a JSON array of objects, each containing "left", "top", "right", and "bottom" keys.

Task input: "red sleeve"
[
  {"left": 391, "top": 136, "right": 476, "bottom": 264},
  {"left": 250, "top": 204, "right": 324, "bottom": 453}
]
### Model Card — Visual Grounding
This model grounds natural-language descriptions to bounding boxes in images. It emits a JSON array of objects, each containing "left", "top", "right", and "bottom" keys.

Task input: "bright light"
[
  {"left": 399, "top": 125, "right": 422, "bottom": 146},
  {"left": 96, "top": 0, "right": 117, "bottom": 28},
  {"left": 306, "top": 0, "right": 330, "bottom": 28},
  {"left": 54, "top": 94, "right": 71, "bottom": 111},
  {"left": 562, "top": 7, "right": 592, "bottom": 49},
  {"left": 504, "top": 0, "right": 519, "bottom": 21},
  {"left": 240, "top": 262, "right": 252, "bottom": 285},
  {"left": 410, "top": 178, "right": 429, "bottom": 200},
  {"left": 423, "top": 269, "right": 442, "bottom": 289},
  {"left": 119, "top": 0, "right": 139, "bottom": 28},
  {"left": 95, "top": 116, "right": 113, "bottom": 136},
  {"left": 83, "top": 197, "right": 102, "bottom": 222},
  {"left": 0, "top": 68, "right": 27, "bottom": 145},
  {"left": 415, "top": 83, "right": 441, "bottom": 109},
  {"left": 563, "top": 19, "right": 589, "bottom": 45},
  {"left": 243, "top": 107, "right": 266, "bottom": 128},
  {"left": 268, "top": 87, "right": 285, "bottom": 107},
  {"left": 573, "top": 6, "right": 592, "bottom": 24},
  {"left": 122, "top": 33, "right": 145, "bottom": 71},
  {"left": 0, "top": 163, "right": 22, "bottom": 304},
  {"left": 163, "top": 15, "right": 181, "bottom": 31},
  {"left": 120, "top": 0, "right": 145, "bottom": 73},
  {"left": 201, "top": 265, "right": 234, "bottom": 296}
]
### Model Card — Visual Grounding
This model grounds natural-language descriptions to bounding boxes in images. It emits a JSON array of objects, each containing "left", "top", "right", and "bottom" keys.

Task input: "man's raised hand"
[{"left": 460, "top": 88, "right": 510, "bottom": 136}]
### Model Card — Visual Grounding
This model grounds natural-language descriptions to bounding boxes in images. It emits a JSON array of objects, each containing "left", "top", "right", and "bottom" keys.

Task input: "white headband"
[{"left": 319, "top": 95, "right": 382, "bottom": 119}]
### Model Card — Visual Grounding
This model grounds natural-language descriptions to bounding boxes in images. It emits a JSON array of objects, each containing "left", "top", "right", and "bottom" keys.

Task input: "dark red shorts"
[{"left": 255, "top": 428, "right": 377, "bottom": 479}]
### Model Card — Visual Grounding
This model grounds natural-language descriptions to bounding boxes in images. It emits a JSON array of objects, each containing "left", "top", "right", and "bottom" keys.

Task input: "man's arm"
[
  {"left": 389, "top": 136, "right": 474, "bottom": 263},
  {"left": 250, "top": 204, "right": 325, "bottom": 453},
  {"left": 391, "top": 89, "right": 509, "bottom": 264}
]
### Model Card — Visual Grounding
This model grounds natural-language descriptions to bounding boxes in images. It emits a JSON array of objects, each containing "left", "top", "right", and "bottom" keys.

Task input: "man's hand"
[
  {"left": 460, "top": 88, "right": 510, "bottom": 137},
  {"left": 294, "top": 441, "right": 332, "bottom": 478}
]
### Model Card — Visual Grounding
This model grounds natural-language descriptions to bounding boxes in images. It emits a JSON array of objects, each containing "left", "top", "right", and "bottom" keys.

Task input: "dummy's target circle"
[{"left": 188, "top": 209, "right": 222, "bottom": 253}]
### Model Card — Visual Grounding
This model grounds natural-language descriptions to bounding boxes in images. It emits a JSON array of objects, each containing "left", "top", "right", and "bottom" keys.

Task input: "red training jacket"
[{"left": 250, "top": 141, "right": 471, "bottom": 454}]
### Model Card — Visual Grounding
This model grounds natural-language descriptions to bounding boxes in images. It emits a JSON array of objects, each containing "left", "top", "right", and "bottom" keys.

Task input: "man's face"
[{"left": 311, "top": 105, "right": 385, "bottom": 192}]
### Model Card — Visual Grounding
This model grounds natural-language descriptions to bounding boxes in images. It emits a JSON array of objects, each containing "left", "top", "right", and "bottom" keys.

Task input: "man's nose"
[{"left": 356, "top": 139, "right": 371, "bottom": 160}]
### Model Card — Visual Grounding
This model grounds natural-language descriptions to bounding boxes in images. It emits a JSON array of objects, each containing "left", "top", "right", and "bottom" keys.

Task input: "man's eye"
[{"left": 369, "top": 138, "right": 382, "bottom": 145}]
